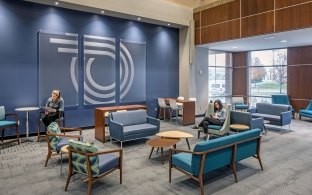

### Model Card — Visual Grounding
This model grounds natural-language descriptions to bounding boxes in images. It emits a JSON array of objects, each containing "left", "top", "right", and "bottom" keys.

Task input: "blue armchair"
[
  {"left": 299, "top": 99, "right": 312, "bottom": 120},
  {"left": 231, "top": 111, "right": 264, "bottom": 133},
  {"left": 272, "top": 94, "right": 295, "bottom": 119},
  {"left": 0, "top": 106, "right": 20, "bottom": 146}
]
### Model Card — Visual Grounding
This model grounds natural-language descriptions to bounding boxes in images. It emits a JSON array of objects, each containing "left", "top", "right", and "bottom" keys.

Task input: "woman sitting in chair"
[
  {"left": 192, "top": 99, "right": 227, "bottom": 134},
  {"left": 42, "top": 89, "right": 64, "bottom": 127}
]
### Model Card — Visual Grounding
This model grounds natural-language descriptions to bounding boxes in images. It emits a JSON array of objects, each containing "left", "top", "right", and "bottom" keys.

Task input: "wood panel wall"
[
  {"left": 194, "top": 0, "right": 312, "bottom": 45},
  {"left": 232, "top": 52, "right": 248, "bottom": 100},
  {"left": 287, "top": 46, "right": 312, "bottom": 111}
]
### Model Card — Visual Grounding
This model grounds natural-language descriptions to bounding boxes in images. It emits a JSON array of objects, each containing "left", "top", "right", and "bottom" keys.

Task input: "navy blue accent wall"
[{"left": 0, "top": 0, "right": 179, "bottom": 136}]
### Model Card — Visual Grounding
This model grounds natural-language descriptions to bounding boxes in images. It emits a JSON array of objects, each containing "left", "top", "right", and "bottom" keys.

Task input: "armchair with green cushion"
[
  {"left": 44, "top": 122, "right": 82, "bottom": 167},
  {"left": 65, "top": 139, "right": 123, "bottom": 195},
  {"left": 0, "top": 106, "right": 20, "bottom": 146},
  {"left": 299, "top": 99, "right": 312, "bottom": 120},
  {"left": 197, "top": 103, "right": 231, "bottom": 140},
  {"left": 271, "top": 94, "right": 295, "bottom": 119}
]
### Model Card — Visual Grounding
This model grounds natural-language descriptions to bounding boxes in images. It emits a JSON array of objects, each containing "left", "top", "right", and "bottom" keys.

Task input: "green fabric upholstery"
[
  {"left": 47, "top": 122, "right": 61, "bottom": 151},
  {"left": 68, "top": 139, "right": 100, "bottom": 177},
  {"left": 207, "top": 125, "right": 222, "bottom": 130}
]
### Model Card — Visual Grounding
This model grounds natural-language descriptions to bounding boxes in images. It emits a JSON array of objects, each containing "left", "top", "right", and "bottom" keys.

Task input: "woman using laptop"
[{"left": 42, "top": 89, "right": 64, "bottom": 127}]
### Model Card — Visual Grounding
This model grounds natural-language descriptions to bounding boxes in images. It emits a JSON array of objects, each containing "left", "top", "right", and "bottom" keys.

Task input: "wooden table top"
[
  {"left": 230, "top": 124, "right": 249, "bottom": 130},
  {"left": 156, "top": 130, "right": 194, "bottom": 139},
  {"left": 146, "top": 138, "right": 180, "bottom": 148}
]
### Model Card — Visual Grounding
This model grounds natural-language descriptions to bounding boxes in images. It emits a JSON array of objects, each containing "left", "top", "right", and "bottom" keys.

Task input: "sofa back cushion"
[
  {"left": 231, "top": 111, "right": 251, "bottom": 126},
  {"left": 233, "top": 129, "right": 260, "bottom": 161},
  {"left": 256, "top": 103, "right": 290, "bottom": 116},
  {"left": 111, "top": 109, "right": 147, "bottom": 126},
  {"left": 192, "top": 134, "right": 236, "bottom": 176}
]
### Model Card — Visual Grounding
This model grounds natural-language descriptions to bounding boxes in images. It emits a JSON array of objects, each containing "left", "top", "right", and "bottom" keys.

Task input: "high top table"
[{"left": 15, "top": 107, "right": 40, "bottom": 141}]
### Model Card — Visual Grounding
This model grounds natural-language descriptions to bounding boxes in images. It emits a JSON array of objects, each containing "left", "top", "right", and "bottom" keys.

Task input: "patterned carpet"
[{"left": 1, "top": 117, "right": 312, "bottom": 195}]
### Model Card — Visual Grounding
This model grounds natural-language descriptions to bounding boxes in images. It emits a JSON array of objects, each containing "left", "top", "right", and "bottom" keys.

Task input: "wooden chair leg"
[
  {"left": 64, "top": 171, "right": 73, "bottom": 191},
  {"left": 16, "top": 125, "right": 20, "bottom": 145},
  {"left": 257, "top": 154, "right": 264, "bottom": 171},
  {"left": 44, "top": 152, "right": 51, "bottom": 167},
  {"left": 1, "top": 129, "right": 4, "bottom": 142},
  {"left": 87, "top": 177, "right": 92, "bottom": 195},
  {"left": 199, "top": 176, "right": 204, "bottom": 195}
]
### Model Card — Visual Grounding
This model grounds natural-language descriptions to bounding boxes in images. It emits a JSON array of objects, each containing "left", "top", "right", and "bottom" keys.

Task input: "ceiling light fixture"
[
  {"left": 100, "top": 10, "right": 105, "bottom": 14},
  {"left": 137, "top": 17, "right": 141, "bottom": 21},
  {"left": 55, "top": 2, "right": 59, "bottom": 5},
  {"left": 281, "top": 40, "right": 288, "bottom": 43},
  {"left": 167, "top": 23, "right": 171, "bottom": 26},
  {"left": 264, "top": 36, "right": 275, "bottom": 40}
]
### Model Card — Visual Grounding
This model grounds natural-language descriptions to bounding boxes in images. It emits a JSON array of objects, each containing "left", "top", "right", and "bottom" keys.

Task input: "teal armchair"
[
  {"left": 0, "top": 106, "right": 20, "bottom": 146},
  {"left": 299, "top": 99, "right": 312, "bottom": 120},
  {"left": 272, "top": 94, "right": 295, "bottom": 119},
  {"left": 65, "top": 139, "right": 123, "bottom": 195}
]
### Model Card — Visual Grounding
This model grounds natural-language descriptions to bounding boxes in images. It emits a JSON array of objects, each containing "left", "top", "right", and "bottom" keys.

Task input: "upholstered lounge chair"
[
  {"left": 44, "top": 122, "right": 82, "bottom": 167},
  {"left": 272, "top": 94, "right": 295, "bottom": 119},
  {"left": 197, "top": 103, "right": 231, "bottom": 140},
  {"left": 65, "top": 139, "right": 123, "bottom": 195},
  {"left": 0, "top": 106, "right": 20, "bottom": 146},
  {"left": 232, "top": 97, "right": 249, "bottom": 110},
  {"left": 299, "top": 99, "right": 312, "bottom": 120}
]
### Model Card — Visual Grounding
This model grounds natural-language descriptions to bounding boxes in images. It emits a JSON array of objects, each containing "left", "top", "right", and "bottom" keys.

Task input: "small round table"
[
  {"left": 15, "top": 107, "right": 40, "bottom": 140},
  {"left": 156, "top": 130, "right": 194, "bottom": 150},
  {"left": 60, "top": 145, "right": 69, "bottom": 174},
  {"left": 230, "top": 124, "right": 249, "bottom": 133},
  {"left": 146, "top": 138, "right": 180, "bottom": 165}
]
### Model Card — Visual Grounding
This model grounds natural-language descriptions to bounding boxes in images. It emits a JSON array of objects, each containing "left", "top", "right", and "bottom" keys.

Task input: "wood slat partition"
[
  {"left": 232, "top": 52, "right": 248, "bottom": 98},
  {"left": 195, "top": 0, "right": 312, "bottom": 45},
  {"left": 241, "top": 0, "right": 274, "bottom": 17},
  {"left": 287, "top": 46, "right": 312, "bottom": 111},
  {"left": 275, "top": 0, "right": 311, "bottom": 9},
  {"left": 241, "top": 11, "right": 274, "bottom": 37}
]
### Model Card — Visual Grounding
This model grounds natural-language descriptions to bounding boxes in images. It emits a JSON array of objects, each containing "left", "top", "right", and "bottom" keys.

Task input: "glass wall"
[
  {"left": 208, "top": 51, "right": 232, "bottom": 104},
  {"left": 248, "top": 49, "right": 287, "bottom": 106}
]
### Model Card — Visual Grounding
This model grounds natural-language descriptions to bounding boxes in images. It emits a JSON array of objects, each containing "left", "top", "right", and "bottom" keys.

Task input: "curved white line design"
[
  {"left": 70, "top": 57, "right": 78, "bottom": 92},
  {"left": 120, "top": 43, "right": 134, "bottom": 99}
]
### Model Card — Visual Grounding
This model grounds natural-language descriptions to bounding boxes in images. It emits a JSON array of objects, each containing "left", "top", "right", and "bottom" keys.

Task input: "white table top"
[{"left": 15, "top": 107, "right": 40, "bottom": 112}]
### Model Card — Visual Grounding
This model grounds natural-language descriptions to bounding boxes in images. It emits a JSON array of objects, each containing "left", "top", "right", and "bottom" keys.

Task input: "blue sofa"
[
  {"left": 169, "top": 129, "right": 263, "bottom": 195},
  {"left": 248, "top": 103, "right": 292, "bottom": 133},
  {"left": 109, "top": 110, "right": 160, "bottom": 148},
  {"left": 271, "top": 94, "right": 295, "bottom": 119}
]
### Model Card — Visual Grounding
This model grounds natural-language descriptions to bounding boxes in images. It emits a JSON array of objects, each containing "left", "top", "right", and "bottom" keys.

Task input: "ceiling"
[{"left": 200, "top": 28, "right": 312, "bottom": 52}]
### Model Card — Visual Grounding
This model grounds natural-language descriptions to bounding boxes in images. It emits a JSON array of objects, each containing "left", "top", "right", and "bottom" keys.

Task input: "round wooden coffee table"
[
  {"left": 156, "top": 130, "right": 194, "bottom": 150},
  {"left": 146, "top": 138, "right": 180, "bottom": 165},
  {"left": 230, "top": 124, "right": 249, "bottom": 133}
]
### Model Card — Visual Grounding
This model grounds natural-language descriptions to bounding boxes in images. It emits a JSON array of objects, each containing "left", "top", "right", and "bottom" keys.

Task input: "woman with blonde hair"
[{"left": 42, "top": 90, "right": 64, "bottom": 127}]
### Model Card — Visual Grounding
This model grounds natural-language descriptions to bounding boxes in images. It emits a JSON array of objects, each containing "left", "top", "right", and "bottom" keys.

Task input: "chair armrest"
[
  {"left": 251, "top": 117, "right": 264, "bottom": 132},
  {"left": 147, "top": 116, "right": 160, "bottom": 129},
  {"left": 5, "top": 113, "right": 18, "bottom": 122},
  {"left": 108, "top": 120, "right": 124, "bottom": 139},
  {"left": 46, "top": 132, "right": 81, "bottom": 140},
  {"left": 280, "top": 111, "right": 292, "bottom": 126},
  {"left": 87, "top": 148, "right": 123, "bottom": 157},
  {"left": 60, "top": 127, "right": 82, "bottom": 135},
  {"left": 247, "top": 108, "right": 256, "bottom": 113}
]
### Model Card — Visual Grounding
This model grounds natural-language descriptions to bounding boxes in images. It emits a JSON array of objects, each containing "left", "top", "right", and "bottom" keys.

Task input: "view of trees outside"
[
  {"left": 208, "top": 51, "right": 232, "bottom": 104},
  {"left": 249, "top": 49, "right": 287, "bottom": 106}
]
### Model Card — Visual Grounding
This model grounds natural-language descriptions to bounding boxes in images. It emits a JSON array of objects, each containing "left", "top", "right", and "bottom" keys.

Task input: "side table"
[
  {"left": 15, "top": 107, "right": 39, "bottom": 141},
  {"left": 230, "top": 124, "right": 249, "bottom": 133}
]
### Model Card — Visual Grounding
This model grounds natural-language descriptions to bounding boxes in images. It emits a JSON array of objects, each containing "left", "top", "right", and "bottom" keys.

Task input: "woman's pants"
[{"left": 199, "top": 117, "right": 223, "bottom": 134}]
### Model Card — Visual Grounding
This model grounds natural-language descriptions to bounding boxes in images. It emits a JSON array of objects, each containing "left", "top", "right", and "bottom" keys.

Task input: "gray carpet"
[{"left": 1, "top": 117, "right": 312, "bottom": 195}]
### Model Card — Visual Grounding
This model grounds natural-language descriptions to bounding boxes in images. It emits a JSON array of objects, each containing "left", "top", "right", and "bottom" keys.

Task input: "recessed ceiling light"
[
  {"left": 137, "top": 17, "right": 141, "bottom": 21},
  {"left": 281, "top": 40, "right": 288, "bottom": 43},
  {"left": 167, "top": 23, "right": 171, "bottom": 26},
  {"left": 100, "top": 10, "right": 105, "bottom": 14},
  {"left": 264, "top": 36, "right": 275, "bottom": 40},
  {"left": 232, "top": 46, "right": 238, "bottom": 49},
  {"left": 55, "top": 2, "right": 59, "bottom": 5}
]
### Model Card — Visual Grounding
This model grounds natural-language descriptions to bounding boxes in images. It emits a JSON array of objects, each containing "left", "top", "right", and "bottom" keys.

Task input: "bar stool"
[{"left": 158, "top": 98, "right": 170, "bottom": 120}]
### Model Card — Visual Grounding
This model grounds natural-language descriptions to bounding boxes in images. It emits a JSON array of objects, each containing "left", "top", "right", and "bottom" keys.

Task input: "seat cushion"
[
  {"left": 123, "top": 124, "right": 158, "bottom": 136},
  {"left": 172, "top": 153, "right": 192, "bottom": 174},
  {"left": 235, "top": 104, "right": 249, "bottom": 109},
  {"left": 299, "top": 110, "right": 312, "bottom": 116},
  {"left": 56, "top": 137, "right": 70, "bottom": 152},
  {"left": 208, "top": 125, "right": 222, "bottom": 130},
  {"left": 98, "top": 153, "right": 120, "bottom": 174},
  {"left": 251, "top": 113, "right": 280, "bottom": 122},
  {"left": 0, "top": 120, "right": 16, "bottom": 127}
]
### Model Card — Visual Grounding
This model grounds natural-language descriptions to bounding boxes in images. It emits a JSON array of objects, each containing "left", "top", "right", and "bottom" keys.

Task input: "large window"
[
  {"left": 208, "top": 51, "right": 232, "bottom": 104},
  {"left": 248, "top": 49, "right": 287, "bottom": 106}
]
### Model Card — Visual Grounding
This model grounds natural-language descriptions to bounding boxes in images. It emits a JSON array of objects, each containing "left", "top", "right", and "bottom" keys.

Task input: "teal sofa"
[
  {"left": 299, "top": 99, "right": 312, "bottom": 120},
  {"left": 169, "top": 129, "right": 263, "bottom": 195}
]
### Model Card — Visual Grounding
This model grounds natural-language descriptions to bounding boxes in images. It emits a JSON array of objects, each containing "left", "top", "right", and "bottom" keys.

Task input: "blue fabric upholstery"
[
  {"left": 299, "top": 99, "right": 312, "bottom": 119},
  {"left": 98, "top": 153, "right": 119, "bottom": 174},
  {"left": 272, "top": 95, "right": 294, "bottom": 118},
  {"left": 56, "top": 137, "right": 70, "bottom": 152},
  {"left": 109, "top": 110, "right": 160, "bottom": 145},
  {"left": 0, "top": 106, "right": 5, "bottom": 121},
  {"left": 0, "top": 106, "right": 19, "bottom": 146},
  {"left": 231, "top": 111, "right": 264, "bottom": 132},
  {"left": 235, "top": 103, "right": 249, "bottom": 110},
  {"left": 172, "top": 129, "right": 261, "bottom": 177}
]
